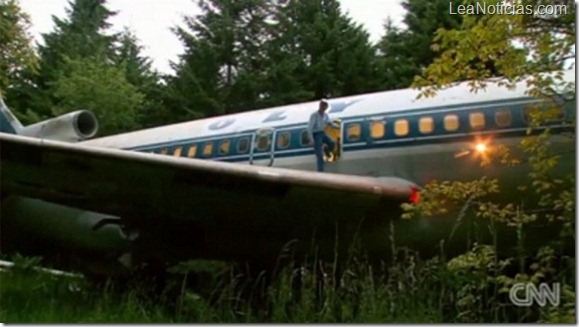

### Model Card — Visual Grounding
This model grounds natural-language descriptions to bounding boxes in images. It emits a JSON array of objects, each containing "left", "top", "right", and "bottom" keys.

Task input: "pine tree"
[
  {"left": 114, "top": 29, "right": 164, "bottom": 128},
  {"left": 0, "top": 0, "right": 38, "bottom": 97},
  {"left": 375, "top": 19, "right": 420, "bottom": 90},
  {"left": 0, "top": 0, "right": 40, "bottom": 124},
  {"left": 264, "top": 0, "right": 379, "bottom": 103},
  {"left": 19, "top": 0, "right": 150, "bottom": 136},
  {"left": 40, "top": 0, "right": 117, "bottom": 67},
  {"left": 30, "top": 0, "right": 118, "bottom": 119},
  {"left": 166, "top": 0, "right": 272, "bottom": 121},
  {"left": 376, "top": 0, "right": 462, "bottom": 90}
]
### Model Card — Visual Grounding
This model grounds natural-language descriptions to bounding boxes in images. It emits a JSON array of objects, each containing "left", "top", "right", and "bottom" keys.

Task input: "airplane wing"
[{"left": 0, "top": 133, "right": 417, "bottom": 268}]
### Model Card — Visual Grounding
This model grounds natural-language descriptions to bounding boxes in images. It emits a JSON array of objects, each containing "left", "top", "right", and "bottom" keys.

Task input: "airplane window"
[
  {"left": 370, "top": 121, "right": 385, "bottom": 139},
  {"left": 187, "top": 144, "right": 197, "bottom": 158},
  {"left": 160, "top": 148, "right": 168, "bottom": 155},
  {"left": 444, "top": 114, "right": 459, "bottom": 132},
  {"left": 173, "top": 146, "right": 183, "bottom": 157},
  {"left": 277, "top": 132, "right": 291, "bottom": 149},
  {"left": 219, "top": 140, "right": 231, "bottom": 155},
  {"left": 347, "top": 124, "right": 361, "bottom": 141},
  {"left": 237, "top": 137, "right": 249, "bottom": 153},
  {"left": 394, "top": 120, "right": 409, "bottom": 136},
  {"left": 256, "top": 135, "right": 271, "bottom": 151},
  {"left": 495, "top": 109, "right": 512, "bottom": 127},
  {"left": 419, "top": 117, "right": 434, "bottom": 134},
  {"left": 300, "top": 130, "right": 310, "bottom": 146},
  {"left": 203, "top": 142, "right": 213, "bottom": 157},
  {"left": 469, "top": 112, "right": 485, "bottom": 130}
]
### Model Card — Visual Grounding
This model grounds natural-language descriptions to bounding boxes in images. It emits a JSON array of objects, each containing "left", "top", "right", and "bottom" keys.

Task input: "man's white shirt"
[{"left": 308, "top": 111, "right": 332, "bottom": 140}]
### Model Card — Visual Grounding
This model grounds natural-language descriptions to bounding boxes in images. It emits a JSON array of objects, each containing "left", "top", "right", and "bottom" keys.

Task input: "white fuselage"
[{"left": 81, "top": 70, "right": 575, "bottom": 187}]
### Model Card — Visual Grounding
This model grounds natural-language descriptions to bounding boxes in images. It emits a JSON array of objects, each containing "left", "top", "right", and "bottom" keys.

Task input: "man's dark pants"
[{"left": 313, "top": 131, "right": 335, "bottom": 172}]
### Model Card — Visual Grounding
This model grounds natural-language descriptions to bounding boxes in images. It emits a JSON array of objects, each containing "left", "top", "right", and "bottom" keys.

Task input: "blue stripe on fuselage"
[
  {"left": 127, "top": 96, "right": 539, "bottom": 151},
  {"left": 124, "top": 96, "right": 574, "bottom": 163}
]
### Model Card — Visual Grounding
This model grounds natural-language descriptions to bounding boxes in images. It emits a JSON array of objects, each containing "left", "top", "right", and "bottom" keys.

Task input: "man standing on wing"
[{"left": 308, "top": 99, "right": 339, "bottom": 172}]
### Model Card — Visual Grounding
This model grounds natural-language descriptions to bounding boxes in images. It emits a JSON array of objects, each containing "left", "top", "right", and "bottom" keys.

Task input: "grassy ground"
[
  {"left": 0, "top": 261, "right": 437, "bottom": 323},
  {"left": 1, "top": 246, "right": 575, "bottom": 323}
]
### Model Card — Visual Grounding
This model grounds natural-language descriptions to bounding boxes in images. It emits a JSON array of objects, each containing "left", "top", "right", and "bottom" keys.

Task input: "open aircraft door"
[
  {"left": 323, "top": 119, "right": 343, "bottom": 163},
  {"left": 249, "top": 127, "right": 275, "bottom": 166}
]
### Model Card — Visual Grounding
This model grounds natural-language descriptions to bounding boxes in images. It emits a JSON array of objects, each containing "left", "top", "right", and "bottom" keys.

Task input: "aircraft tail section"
[{"left": 0, "top": 97, "right": 24, "bottom": 134}]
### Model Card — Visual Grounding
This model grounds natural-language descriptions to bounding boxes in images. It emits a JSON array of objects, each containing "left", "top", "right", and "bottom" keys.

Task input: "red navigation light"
[{"left": 409, "top": 186, "right": 420, "bottom": 204}]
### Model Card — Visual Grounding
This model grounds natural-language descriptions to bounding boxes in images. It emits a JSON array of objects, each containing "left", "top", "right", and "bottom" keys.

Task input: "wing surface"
[{"left": 1, "top": 133, "right": 416, "bottom": 264}]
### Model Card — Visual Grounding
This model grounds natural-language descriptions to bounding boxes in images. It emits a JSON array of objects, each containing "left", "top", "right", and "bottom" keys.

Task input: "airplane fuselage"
[
  {"left": 1, "top": 71, "right": 575, "bottom": 277},
  {"left": 82, "top": 70, "right": 575, "bottom": 189}
]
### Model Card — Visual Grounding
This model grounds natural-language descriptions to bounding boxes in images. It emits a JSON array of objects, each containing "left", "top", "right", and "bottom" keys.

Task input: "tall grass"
[
  {"left": 0, "top": 265, "right": 170, "bottom": 322},
  {"left": 2, "top": 232, "right": 574, "bottom": 323}
]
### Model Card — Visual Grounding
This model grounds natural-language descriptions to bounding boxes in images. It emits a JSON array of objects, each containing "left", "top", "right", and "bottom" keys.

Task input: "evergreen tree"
[
  {"left": 0, "top": 0, "right": 40, "bottom": 126},
  {"left": 0, "top": 0, "right": 38, "bottom": 97},
  {"left": 168, "top": 0, "right": 379, "bottom": 120},
  {"left": 114, "top": 29, "right": 164, "bottom": 128},
  {"left": 375, "top": 19, "right": 418, "bottom": 90},
  {"left": 166, "top": 0, "right": 272, "bottom": 122},
  {"left": 115, "top": 29, "right": 156, "bottom": 89},
  {"left": 376, "top": 0, "right": 462, "bottom": 90},
  {"left": 40, "top": 0, "right": 117, "bottom": 69},
  {"left": 15, "top": 0, "right": 153, "bottom": 136},
  {"left": 29, "top": 0, "right": 118, "bottom": 119},
  {"left": 264, "top": 0, "right": 380, "bottom": 103}
]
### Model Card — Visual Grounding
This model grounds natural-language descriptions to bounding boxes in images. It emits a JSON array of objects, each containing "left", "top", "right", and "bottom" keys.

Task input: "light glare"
[{"left": 476, "top": 143, "right": 487, "bottom": 153}]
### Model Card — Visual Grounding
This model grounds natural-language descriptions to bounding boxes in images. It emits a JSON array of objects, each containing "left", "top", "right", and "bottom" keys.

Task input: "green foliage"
[
  {"left": 165, "top": 0, "right": 273, "bottom": 121},
  {"left": 399, "top": 128, "right": 575, "bottom": 322},
  {"left": 166, "top": 0, "right": 380, "bottom": 123},
  {"left": 267, "top": 0, "right": 380, "bottom": 100},
  {"left": 34, "top": 0, "right": 118, "bottom": 111},
  {"left": 401, "top": 177, "right": 500, "bottom": 219},
  {"left": 53, "top": 57, "right": 144, "bottom": 135},
  {"left": 401, "top": 3, "right": 576, "bottom": 320},
  {"left": 0, "top": 0, "right": 38, "bottom": 96},
  {"left": 114, "top": 29, "right": 165, "bottom": 128},
  {"left": 4, "top": 241, "right": 574, "bottom": 323},
  {"left": 413, "top": 0, "right": 575, "bottom": 98},
  {"left": 39, "top": 0, "right": 117, "bottom": 68},
  {"left": 399, "top": 122, "right": 575, "bottom": 322},
  {"left": 376, "top": 0, "right": 463, "bottom": 90},
  {"left": 9, "top": 253, "right": 43, "bottom": 274},
  {"left": 3, "top": 0, "right": 163, "bottom": 136},
  {"left": 2, "top": 1, "right": 574, "bottom": 322},
  {"left": 12, "top": 0, "right": 146, "bottom": 130},
  {"left": 375, "top": 19, "right": 419, "bottom": 90},
  {"left": 0, "top": 264, "right": 169, "bottom": 323},
  {"left": 114, "top": 29, "right": 158, "bottom": 91}
]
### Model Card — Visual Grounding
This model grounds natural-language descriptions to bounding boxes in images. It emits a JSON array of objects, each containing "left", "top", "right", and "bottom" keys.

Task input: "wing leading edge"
[{"left": 0, "top": 133, "right": 417, "bottom": 266}]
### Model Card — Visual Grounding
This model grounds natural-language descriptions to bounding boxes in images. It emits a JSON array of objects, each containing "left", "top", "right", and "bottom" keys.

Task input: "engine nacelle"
[
  {"left": 1, "top": 196, "right": 132, "bottom": 277},
  {"left": 20, "top": 110, "right": 98, "bottom": 142}
]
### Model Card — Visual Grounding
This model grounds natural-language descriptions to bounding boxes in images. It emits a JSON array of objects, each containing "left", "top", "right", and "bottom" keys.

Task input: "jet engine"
[
  {"left": 20, "top": 110, "right": 98, "bottom": 142},
  {"left": 1, "top": 196, "right": 132, "bottom": 278}
]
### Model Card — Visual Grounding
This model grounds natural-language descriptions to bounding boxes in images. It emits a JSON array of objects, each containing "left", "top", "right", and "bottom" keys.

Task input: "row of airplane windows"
[{"left": 153, "top": 106, "right": 558, "bottom": 158}]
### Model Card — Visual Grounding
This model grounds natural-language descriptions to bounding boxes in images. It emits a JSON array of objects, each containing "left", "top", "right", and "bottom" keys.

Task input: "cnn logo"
[{"left": 509, "top": 282, "right": 560, "bottom": 307}]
